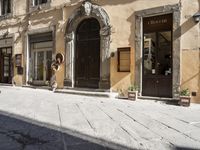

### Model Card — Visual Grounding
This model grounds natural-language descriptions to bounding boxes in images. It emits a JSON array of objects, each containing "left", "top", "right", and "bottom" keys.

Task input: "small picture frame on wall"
[
  {"left": 15, "top": 54, "right": 22, "bottom": 67},
  {"left": 117, "top": 47, "right": 131, "bottom": 72}
]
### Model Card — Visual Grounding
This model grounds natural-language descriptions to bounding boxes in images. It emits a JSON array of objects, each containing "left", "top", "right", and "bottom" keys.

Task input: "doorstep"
[
  {"left": 138, "top": 96, "right": 179, "bottom": 105},
  {"left": 0, "top": 83, "right": 13, "bottom": 86},
  {"left": 55, "top": 87, "right": 118, "bottom": 98},
  {"left": 22, "top": 85, "right": 51, "bottom": 90},
  {"left": 0, "top": 84, "right": 51, "bottom": 90}
]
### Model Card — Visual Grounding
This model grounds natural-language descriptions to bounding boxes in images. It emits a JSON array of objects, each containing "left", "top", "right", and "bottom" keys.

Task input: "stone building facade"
[{"left": 0, "top": 0, "right": 199, "bottom": 103}]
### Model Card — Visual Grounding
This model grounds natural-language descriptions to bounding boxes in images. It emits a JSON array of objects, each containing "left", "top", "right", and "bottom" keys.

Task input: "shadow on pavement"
[
  {"left": 175, "top": 147, "right": 200, "bottom": 150},
  {"left": 164, "top": 100, "right": 179, "bottom": 106},
  {"left": 0, "top": 113, "right": 116, "bottom": 150}
]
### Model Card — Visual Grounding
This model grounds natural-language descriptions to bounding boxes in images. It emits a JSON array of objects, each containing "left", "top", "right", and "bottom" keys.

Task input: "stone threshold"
[
  {"left": 22, "top": 85, "right": 51, "bottom": 90},
  {"left": 0, "top": 83, "right": 13, "bottom": 86},
  {"left": 118, "top": 95, "right": 179, "bottom": 104},
  {"left": 55, "top": 87, "right": 117, "bottom": 98},
  {"left": 138, "top": 96, "right": 179, "bottom": 105},
  {"left": 138, "top": 96, "right": 178, "bottom": 101}
]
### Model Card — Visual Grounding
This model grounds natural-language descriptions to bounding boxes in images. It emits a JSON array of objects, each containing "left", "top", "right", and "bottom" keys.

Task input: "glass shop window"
[{"left": 118, "top": 47, "right": 131, "bottom": 72}]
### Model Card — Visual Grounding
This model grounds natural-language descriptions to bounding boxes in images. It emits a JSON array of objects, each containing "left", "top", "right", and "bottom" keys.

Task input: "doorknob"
[{"left": 156, "top": 80, "right": 159, "bottom": 83}]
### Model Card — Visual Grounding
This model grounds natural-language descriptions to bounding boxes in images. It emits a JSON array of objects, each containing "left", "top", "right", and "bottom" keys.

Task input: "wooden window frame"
[{"left": 117, "top": 47, "right": 131, "bottom": 72}]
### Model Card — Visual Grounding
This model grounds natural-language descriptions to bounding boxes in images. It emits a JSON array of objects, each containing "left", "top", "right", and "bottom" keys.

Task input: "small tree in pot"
[
  {"left": 179, "top": 88, "right": 191, "bottom": 107},
  {"left": 128, "top": 84, "right": 139, "bottom": 101}
]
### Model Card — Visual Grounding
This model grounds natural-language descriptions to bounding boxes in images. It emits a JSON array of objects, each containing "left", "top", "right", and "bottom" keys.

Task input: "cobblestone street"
[{"left": 0, "top": 86, "right": 200, "bottom": 150}]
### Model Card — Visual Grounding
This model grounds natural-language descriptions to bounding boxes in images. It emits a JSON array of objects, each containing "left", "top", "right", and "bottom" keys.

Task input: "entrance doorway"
[
  {"left": 0, "top": 47, "right": 12, "bottom": 83},
  {"left": 75, "top": 18, "right": 100, "bottom": 88},
  {"left": 142, "top": 14, "right": 173, "bottom": 97},
  {"left": 31, "top": 41, "right": 52, "bottom": 85},
  {"left": 33, "top": 50, "right": 52, "bottom": 81}
]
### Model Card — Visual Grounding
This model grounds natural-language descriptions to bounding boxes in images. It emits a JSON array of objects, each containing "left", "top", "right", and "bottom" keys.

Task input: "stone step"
[
  {"left": 138, "top": 96, "right": 179, "bottom": 105},
  {"left": 22, "top": 85, "right": 51, "bottom": 90},
  {"left": 0, "top": 83, "right": 13, "bottom": 86},
  {"left": 55, "top": 88, "right": 117, "bottom": 98}
]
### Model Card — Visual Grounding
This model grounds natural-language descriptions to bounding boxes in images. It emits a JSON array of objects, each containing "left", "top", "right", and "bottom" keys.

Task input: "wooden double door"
[
  {"left": 142, "top": 14, "right": 173, "bottom": 97},
  {"left": 75, "top": 18, "right": 100, "bottom": 88},
  {"left": 0, "top": 47, "right": 12, "bottom": 83}
]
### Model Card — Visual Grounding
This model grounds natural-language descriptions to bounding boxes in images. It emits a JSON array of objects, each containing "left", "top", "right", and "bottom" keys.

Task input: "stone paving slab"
[{"left": 0, "top": 86, "right": 200, "bottom": 150}]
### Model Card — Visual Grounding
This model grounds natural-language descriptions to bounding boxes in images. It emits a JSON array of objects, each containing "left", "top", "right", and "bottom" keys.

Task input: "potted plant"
[
  {"left": 128, "top": 84, "right": 139, "bottom": 101},
  {"left": 179, "top": 88, "right": 191, "bottom": 107}
]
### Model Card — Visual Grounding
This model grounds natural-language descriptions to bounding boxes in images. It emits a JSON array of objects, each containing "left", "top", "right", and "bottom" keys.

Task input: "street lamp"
[{"left": 193, "top": 12, "right": 200, "bottom": 23}]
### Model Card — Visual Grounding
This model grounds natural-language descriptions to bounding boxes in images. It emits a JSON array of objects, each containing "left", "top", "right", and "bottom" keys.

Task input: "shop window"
[
  {"left": 0, "top": 0, "right": 11, "bottom": 16},
  {"left": 32, "top": 0, "right": 51, "bottom": 6},
  {"left": 118, "top": 47, "right": 131, "bottom": 72}
]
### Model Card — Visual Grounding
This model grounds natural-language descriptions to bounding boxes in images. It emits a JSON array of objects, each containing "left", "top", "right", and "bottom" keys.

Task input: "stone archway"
[{"left": 64, "top": 1, "right": 111, "bottom": 89}]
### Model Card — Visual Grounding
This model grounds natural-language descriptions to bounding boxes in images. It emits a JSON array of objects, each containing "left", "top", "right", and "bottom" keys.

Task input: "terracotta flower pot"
[
  {"left": 128, "top": 91, "right": 138, "bottom": 101},
  {"left": 179, "top": 96, "right": 191, "bottom": 107}
]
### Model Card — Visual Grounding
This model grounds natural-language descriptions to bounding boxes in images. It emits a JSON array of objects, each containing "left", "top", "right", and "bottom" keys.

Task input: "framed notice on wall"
[
  {"left": 15, "top": 54, "right": 22, "bottom": 67},
  {"left": 117, "top": 47, "right": 131, "bottom": 72}
]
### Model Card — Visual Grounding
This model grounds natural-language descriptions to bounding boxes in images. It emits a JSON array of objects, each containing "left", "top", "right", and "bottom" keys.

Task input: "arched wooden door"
[{"left": 75, "top": 18, "right": 100, "bottom": 88}]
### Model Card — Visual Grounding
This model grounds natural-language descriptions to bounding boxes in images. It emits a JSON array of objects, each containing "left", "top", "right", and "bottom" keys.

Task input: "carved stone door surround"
[{"left": 65, "top": 1, "right": 111, "bottom": 89}]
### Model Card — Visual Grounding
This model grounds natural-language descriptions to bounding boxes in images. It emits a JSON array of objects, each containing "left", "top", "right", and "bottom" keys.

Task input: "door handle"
[{"left": 156, "top": 80, "right": 159, "bottom": 83}]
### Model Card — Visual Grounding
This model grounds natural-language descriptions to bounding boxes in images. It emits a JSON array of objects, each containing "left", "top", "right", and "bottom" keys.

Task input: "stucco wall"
[
  {"left": 28, "top": 8, "right": 64, "bottom": 88},
  {"left": 1, "top": 0, "right": 200, "bottom": 103},
  {"left": 96, "top": 0, "right": 179, "bottom": 93},
  {"left": 180, "top": 0, "right": 200, "bottom": 103},
  {"left": 0, "top": 0, "right": 27, "bottom": 85}
]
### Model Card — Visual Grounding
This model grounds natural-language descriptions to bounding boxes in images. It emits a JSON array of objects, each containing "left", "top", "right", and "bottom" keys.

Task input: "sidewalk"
[{"left": 0, "top": 86, "right": 200, "bottom": 150}]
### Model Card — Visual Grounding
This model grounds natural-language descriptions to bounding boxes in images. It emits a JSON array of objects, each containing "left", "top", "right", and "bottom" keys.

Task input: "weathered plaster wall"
[
  {"left": 0, "top": 0, "right": 27, "bottom": 85},
  {"left": 180, "top": 0, "right": 200, "bottom": 103},
  {"left": 3, "top": 0, "right": 200, "bottom": 103},
  {"left": 28, "top": 9, "right": 64, "bottom": 88},
  {"left": 95, "top": 0, "right": 179, "bottom": 93},
  {"left": 55, "top": 15, "right": 65, "bottom": 88}
]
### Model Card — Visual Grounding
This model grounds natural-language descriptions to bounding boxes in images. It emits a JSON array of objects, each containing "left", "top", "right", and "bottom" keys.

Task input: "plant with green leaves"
[
  {"left": 180, "top": 88, "right": 190, "bottom": 96},
  {"left": 128, "top": 84, "right": 139, "bottom": 91}
]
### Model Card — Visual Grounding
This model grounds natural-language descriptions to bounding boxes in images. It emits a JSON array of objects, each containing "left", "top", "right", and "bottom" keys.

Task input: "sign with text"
[{"left": 143, "top": 14, "right": 172, "bottom": 32}]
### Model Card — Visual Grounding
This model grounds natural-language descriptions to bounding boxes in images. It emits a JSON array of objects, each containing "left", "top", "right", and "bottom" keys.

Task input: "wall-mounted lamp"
[{"left": 193, "top": 12, "right": 200, "bottom": 23}]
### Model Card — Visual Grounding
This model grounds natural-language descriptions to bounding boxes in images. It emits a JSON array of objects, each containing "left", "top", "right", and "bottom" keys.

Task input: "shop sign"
[
  {"left": 147, "top": 19, "right": 168, "bottom": 25},
  {"left": 143, "top": 14, "right": 172, "bottom": 32}
]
